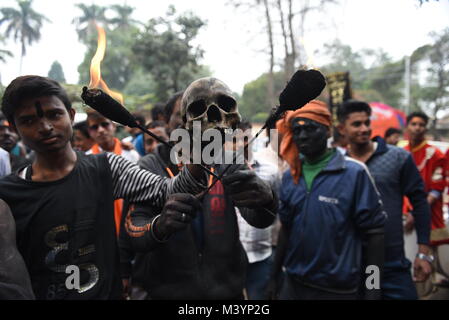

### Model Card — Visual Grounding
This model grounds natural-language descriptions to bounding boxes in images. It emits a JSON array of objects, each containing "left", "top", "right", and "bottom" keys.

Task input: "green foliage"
[
  {"left": 48, "top": 60, "right": 66, "bottom": 83},
  {"left": 363, "top": 59, "right": 405, "bottom": 108},
  {"left": 239, "top": 72, "right": 286, "bottom": 120},
  {"left": 316, "top": 40, "right": 408, "bottom": 108},
  {"left": 251, "top": 112, "right": 270, "bottom": 123},
  {"left": 75, "top": 5, "right": 209, "bottom": 107},
  {"left": 412, "top": 28, "right": 449, "bottom": 133},
  {"left": 78, "top": 26, "right": 141, "bottom": 91},
  {"left": 72, "top": 3, "right": 108, "bottom": 44},
  {"left": 108, "top": 4, "right": 141, "bottom": 29},
  {"left": 59, "top": 83, "right": 86, "bottom": 114},
  {"left": 133, "top": 6, "right": 208, "bottom": 102}
]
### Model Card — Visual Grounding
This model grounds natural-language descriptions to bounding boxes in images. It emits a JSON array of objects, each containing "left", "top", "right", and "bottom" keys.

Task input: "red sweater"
[{"left": 405, "top": 141, "right": 449, "bottom": 245}]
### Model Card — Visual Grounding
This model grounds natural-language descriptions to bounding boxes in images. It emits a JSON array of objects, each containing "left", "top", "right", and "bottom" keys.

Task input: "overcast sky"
[{"left": 0, "top": 0, "right": 448, "bottom": 94}]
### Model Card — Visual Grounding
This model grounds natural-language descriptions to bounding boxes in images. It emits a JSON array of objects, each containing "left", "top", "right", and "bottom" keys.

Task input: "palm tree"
[
  {"left": 0, "top": 49, "right": 12, "bottom": 63},
  {"left": 0, "top": 35, "right": 13, "bottom": 63},
  {"left": 72, "top": 3, "right": 108, "bottom": 43},
  {"left": 109, "top": 4, "right": 140, "bottom": 29},
  {"left": 0, "top": 0, "right": 50, "bottom": 73}
]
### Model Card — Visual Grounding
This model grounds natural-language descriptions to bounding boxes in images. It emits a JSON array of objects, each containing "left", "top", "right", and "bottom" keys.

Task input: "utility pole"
[{"left": 404, "top": 55, "right": 411, "bottom": 115}]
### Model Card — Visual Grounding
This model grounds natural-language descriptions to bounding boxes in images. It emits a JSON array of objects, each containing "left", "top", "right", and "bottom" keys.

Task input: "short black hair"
[
  {"left": 73, "top": 120, "right": 91, "bottom": 139},
  {"left": 384, "top": 127, "right": 402, "bottom": 139},
  {"left": 164, "top": 91, "right": 184, "bottom": 122},
  {"left": 407, "top": 111, "right": 428, "bottom": 125},
  {"left": 1, "top": 75, "right": 72, "bottom": 124},
  {"left": 145, "top": 120, "right": 167, "bottom": 130},
  {"left": 132, "top": 112, "right": 146, "bottom": 127},
  {"left": 337, "top": 99, "right": 372, "bottom": 123},
  {"left": 151, "top": 103, "right": 165, "bottom": 122}
]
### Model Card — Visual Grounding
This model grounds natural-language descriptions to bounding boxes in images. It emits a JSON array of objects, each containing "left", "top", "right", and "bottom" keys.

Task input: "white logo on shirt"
[{"left": 318, "top": 195, "right": 339, "bottom": 204}]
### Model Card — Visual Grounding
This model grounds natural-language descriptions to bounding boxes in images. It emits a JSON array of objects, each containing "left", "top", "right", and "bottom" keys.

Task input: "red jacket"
[{"left": 405, "top": 141, "right": 449, "bottom": 245}]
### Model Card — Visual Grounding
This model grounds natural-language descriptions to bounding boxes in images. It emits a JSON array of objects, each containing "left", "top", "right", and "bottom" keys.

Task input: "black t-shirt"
[
  {"left": 0, "top": 151, "right": 206, "bottom": 300},
  {"left": 0, "top": 153, "right": 120, "bottom": 300}
]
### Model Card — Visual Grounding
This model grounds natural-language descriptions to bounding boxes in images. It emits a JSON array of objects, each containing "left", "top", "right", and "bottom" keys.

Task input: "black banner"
[{"left": 326, "top": 72, "right": 352, "bottom": 124}]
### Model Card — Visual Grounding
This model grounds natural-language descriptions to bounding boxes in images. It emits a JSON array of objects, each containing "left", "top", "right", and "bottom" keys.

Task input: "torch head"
[
  {"left": 278, "top": 69, "right": 327, "bottom": 112},
  {"left": 81, "top": 87, "right": 138, "bottom": 128}
]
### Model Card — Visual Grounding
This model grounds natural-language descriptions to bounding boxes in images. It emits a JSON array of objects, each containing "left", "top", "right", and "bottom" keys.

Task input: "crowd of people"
[{"left": 0, "top": 74, "right": 448, "bottom": 300}]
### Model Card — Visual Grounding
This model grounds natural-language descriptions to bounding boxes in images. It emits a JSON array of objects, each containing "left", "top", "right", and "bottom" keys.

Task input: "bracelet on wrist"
[{"left": 150, "top": 214, "right": 170, "bottom": 243}]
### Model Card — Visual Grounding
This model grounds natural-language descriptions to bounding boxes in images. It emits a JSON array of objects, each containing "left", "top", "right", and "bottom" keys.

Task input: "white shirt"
[{"left": 237, "top": 150, "right": 281, "bottom": 263}]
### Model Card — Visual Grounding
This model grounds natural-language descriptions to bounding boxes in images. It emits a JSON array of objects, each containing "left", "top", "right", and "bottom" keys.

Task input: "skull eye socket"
[
  {"left": 217, "top": 95, "right": 236, "bottom": 113},
  {"left": 187, "top": 100, "right": 207, "bottom": 118}
]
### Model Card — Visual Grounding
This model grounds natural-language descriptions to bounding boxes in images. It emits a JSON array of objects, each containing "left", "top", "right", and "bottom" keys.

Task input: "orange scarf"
[
  {"left": 91, "top": 137, "right": 123, "bottom": 237},
  {"left": 276, "top": 100, "right": 331, "bottom": 184}
]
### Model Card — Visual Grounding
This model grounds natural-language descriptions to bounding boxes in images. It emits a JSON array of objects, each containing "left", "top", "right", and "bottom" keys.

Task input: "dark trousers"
[
  {"left": 382, "top": 258, "right": 418, "bottom": 300},
  {"left": 246, "top": 254, "right": 273, "bottom": 300},
  {"left": 279, "top": 274, "right": 358, "bottom": 300}
]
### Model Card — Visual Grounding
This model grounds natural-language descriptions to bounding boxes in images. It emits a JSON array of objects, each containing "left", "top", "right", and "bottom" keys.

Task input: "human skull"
[{"left": 181, "top": 77, "right": 241, "bottom": 132}]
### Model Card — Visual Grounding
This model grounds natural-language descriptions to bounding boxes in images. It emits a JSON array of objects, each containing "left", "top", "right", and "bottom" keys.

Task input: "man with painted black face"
[
  {"left": 338, "top": 100, "right": 431, "bottom": 300},
  {"left": 274, "top": 100, "right": 386, "bottom": 300}
]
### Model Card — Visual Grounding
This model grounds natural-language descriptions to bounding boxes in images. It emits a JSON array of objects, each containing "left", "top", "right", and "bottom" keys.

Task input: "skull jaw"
[{"left": 185, "top": 112, "right": 242, "bottom": 132}]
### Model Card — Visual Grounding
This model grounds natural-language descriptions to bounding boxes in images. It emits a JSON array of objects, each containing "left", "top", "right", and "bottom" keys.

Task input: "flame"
[
  {"left": 89, "top": 24, "right": 124, "bottom": 105},
  {"left": 299, "top": 37, "right": 316, "bottom": 69}
]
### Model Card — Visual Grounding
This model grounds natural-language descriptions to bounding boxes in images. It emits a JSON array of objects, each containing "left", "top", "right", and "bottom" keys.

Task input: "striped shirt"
[{"left": 106, "top": 152, "right": 207, "bottom": 206}]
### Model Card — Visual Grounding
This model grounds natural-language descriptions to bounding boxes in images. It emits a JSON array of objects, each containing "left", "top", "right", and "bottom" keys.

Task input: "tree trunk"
[
  {"left": 431, "top": 107, "right": 440, "bottom": 140},
  {"left": 277, "top": 0, "right": 291, "bottom": 81},
  {"left": 287, "top": 0, "right": 297, "bottom": 75},
  {"left": 263, "top": 0, "right": 276, "bottom": 108},
  {"left": 20, "top": 39, "right": 25, "bottom": 75}
]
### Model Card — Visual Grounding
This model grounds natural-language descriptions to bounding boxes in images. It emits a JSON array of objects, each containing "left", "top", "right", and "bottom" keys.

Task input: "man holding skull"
[{"left": 125, "top": 77, "right": 278, "bottom": 299}]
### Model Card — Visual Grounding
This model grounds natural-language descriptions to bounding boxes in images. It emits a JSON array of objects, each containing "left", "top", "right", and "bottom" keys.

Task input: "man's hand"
[
  {"left": 413, "top": 244, "right": 432, "bottom": 282},
  {"left": 404, "top": 213, "right": 415, "bottom": 234},
  {"left": 427, "top": 193, "right": 437, "bottom": 206},
  {"left": 122, "top": 278, "right": 131, "bottom": 300},
  {"left": 154, "top": 194, "right": 201, "bottom": 240},
  {"left": 222, "top": 170, "right": 273, "bottom": 208},
  {"left": 413, "top": 257, "right": 432, "bottom": 282},
  {"left": 121, "top": 140, "right": 135, "bottom": 151}
]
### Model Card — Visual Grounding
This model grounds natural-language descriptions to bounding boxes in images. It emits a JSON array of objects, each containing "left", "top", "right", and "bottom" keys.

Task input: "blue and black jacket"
[
  {"left": 365, "top": 137, "right": 430, "bottom": 264},
  {"left": 279, "top": 149, "right": 387, "bottom": 293}
]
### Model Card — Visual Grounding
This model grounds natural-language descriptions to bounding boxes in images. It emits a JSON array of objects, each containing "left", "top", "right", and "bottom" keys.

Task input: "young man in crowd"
[
  {"left": 0, "top": 75, "right": 210, "bottom": 300},
  {"left": 231, "top": 120, "right": 279, "bottom": 300},
  {"left": 124, "top": 79, "right": 278, "bottom": 300},
  {"left": 86, "top": 110, "right": 140, "bottom": 163},
  {"left": 338, "top": 100, "right": 432, "bottom": 299},
  {"left": 0, "top": 117, "right": 30, "bottom": 172},
  {"left": 86, "top": 110, "right": 142, "bottom": 237},
  {"left": 122, "top": 112, "right": 146, "bottom": 157},
  {"left": 151, "top": 103, "right": 166, "bottom": 122},
  {"left": 273, "top": 100, "right": 386, "bottom": 300},
  {"left": 72, "top": 120, "right": 94, "bottom": 152},
  {"left": 384, "top": 127, "right": 402, "bottom": 146},
  {"left": 404, "top": 112, "right": 449, "bottom": 292},
  {"left": 143, "top": 120, "right": 169, "bottom": 155}
]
